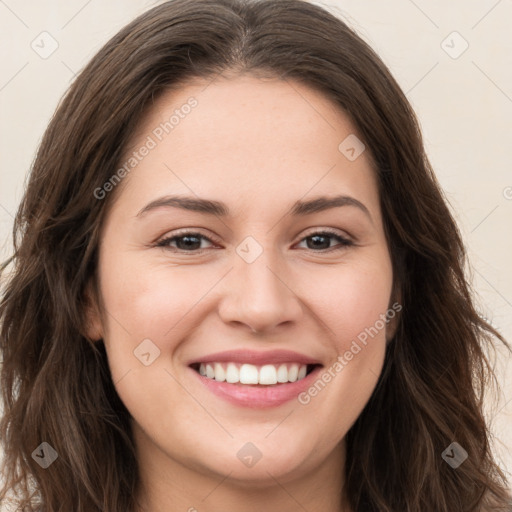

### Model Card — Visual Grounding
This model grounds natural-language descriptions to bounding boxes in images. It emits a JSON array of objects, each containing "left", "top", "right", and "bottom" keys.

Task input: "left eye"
[
  {"left": 296, "top": 231, "right": 353, "bottom": 251},
  {"left": 155, "top": 230, "right": 353, "bottom": 253}
]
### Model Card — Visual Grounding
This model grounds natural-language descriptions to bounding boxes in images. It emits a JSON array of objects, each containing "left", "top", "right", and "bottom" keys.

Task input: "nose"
[{"left": 217, "top": 246, "right": 303, "bottom": 334}]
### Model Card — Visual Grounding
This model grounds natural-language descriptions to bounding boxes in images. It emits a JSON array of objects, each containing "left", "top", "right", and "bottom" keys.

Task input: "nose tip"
[{"left": 218, "top": 256, "right": 303, "bottom": 335}]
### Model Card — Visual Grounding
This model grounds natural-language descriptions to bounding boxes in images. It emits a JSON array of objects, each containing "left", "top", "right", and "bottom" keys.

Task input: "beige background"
[{"left": 0, "top": 0, "right": 511, "bottom": 499}]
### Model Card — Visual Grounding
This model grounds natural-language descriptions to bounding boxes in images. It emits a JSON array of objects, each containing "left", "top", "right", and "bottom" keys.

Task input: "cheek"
[
  {"left": 300, "top": 263, "right": 391, "bottom": 399},
  {"left": 305, "top": 254, "right": 394, "bottom": 351},
  {"left": 294, "top": 252, "right": 392, "bottom": 423},
  {"left": 99, "top": 250, "right": 202, "bottom": 337}
]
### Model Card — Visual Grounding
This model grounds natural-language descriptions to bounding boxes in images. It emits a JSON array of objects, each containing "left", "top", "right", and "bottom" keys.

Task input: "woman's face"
[{"left": 88, "top": 75, "right": 396, "bottom": 488}]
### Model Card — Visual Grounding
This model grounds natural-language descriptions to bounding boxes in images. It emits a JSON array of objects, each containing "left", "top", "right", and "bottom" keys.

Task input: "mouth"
[
  {"left": 187, "top": 348, "right": 324, "bottom": 408},
  {"left": 189, "top": 362, "right": 321, "bottom": 386},
  {"left": 188, "top": 358, "right": 324, "bottom": 409}
]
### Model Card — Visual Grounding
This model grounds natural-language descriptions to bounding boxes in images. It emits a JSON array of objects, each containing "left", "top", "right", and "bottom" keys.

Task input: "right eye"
[{"left": 155, "top": 231, "right": 219, "bottom": 254}]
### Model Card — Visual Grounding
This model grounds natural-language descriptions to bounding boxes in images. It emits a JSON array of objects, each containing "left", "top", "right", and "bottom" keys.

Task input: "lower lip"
[{"left": 190, "top": 365, "right": 323, "bottom": 408}]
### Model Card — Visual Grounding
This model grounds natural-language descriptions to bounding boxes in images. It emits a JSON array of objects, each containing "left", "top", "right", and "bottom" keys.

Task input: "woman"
[{"left": 0, "top": 0, "right": 510, "bottom": 510}]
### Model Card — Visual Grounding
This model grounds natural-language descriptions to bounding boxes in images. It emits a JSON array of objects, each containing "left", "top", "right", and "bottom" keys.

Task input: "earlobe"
[
  {"left": 385, "top": 314, "right": 399, "bottom": 343},
  {"left": 385, "top": 288, "right": 402, "bottom": 343},
  {"left": 82, "top": 279, "right": 104, "bottom": 342}
]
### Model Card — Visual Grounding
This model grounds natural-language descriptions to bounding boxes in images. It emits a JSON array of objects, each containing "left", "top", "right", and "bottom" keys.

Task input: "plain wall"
[{"left": 0, "top": 0, "right": 510, "bottom": 504}]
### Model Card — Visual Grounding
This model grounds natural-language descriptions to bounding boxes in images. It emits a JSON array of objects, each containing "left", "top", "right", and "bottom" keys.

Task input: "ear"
[
  {"left": 82, "top": 279, "right": 104, "bottom": 342},
  {"left": 385, "top": 288, "right": 402, "bottom": 343}
]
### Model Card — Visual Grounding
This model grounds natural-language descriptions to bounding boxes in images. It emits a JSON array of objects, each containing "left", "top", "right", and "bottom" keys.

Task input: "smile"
[
  {"left": 188, "top": 349, "right": 324, "bottom": 408},
  {"left": 193, "top": 362, "right": 317, "bottom": 385}
]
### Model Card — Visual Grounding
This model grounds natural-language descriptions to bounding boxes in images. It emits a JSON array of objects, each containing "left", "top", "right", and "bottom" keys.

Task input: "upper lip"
[{"left": 188, "top": 349, "right": 323, "bottom": 367}]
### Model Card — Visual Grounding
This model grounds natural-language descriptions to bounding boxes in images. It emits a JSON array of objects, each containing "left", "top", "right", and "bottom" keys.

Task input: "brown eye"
[
  {"left": 296, "top": 230, "right": 354, "bottom": 252},
  {"left": 154, "top": 229, "right": 353, "bottom": 255},
  {"left": 156, "top": 232, "right": 216, "bottom": 253}
]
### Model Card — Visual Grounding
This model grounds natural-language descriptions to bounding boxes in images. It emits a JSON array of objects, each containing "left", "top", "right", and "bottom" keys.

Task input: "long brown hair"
[{"left": 1, "top": 0, "right": 510, "bottom": 510}]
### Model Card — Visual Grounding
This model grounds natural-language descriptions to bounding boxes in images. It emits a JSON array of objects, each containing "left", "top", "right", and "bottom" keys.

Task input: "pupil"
[
  {"left": 309, "top": 235, "right": 329, "bottom": 250},
  {"left": 178, "top": 235, "right": 200, "bottom": 250}
]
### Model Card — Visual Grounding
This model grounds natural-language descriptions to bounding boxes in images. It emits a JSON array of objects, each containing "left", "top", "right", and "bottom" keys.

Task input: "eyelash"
[{"left": 155, "top": 228, "right": 354, "bottom": 254}]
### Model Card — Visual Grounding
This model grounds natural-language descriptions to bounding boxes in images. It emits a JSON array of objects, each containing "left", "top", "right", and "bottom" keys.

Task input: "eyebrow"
[{"left": 136, "top": 194, "right": 373, "bottom": 223}]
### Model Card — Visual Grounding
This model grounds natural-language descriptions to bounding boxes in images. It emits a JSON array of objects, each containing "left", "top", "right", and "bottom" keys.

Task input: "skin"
[{"left": 86, "top": 74, "right": 397, "bottom": 512}]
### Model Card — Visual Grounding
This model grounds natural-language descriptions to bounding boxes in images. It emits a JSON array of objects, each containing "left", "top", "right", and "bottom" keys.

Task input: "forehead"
[
  {"left": 132, "top": 74, "right": 362, "bottom": 161},
  {"left": 110, "top": 74, "right": 380, "bottom": 223}
]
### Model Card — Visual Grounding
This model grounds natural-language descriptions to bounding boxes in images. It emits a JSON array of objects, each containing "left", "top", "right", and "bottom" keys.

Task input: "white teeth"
[
  {"left": 214, "top": 363, "right": 226, "bottom": 382},
  {"left": 259, "top": 364, "right": 277, "bottom": 385},
  {"left": 239, "top": 364, "right": 259, "bottom": 384},
  {"left": 226, "top": 363, "right": 239, "bottom": 383},
  {"left": 196, "top": 362, "right": 311, "bottom": 385},
  {"left": 276, "top": 364, "right": 288, "bottom": 383},
  {"left": 288, "top": 364, "right": 299, "bottom": 382}
]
